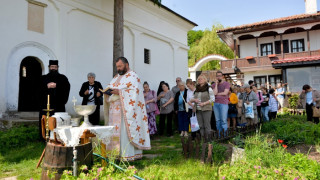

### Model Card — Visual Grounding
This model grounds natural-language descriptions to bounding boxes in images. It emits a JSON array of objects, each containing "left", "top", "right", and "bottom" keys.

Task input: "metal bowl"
[{"left": 73, "top": 105, "right": 96, "bottom": 116}]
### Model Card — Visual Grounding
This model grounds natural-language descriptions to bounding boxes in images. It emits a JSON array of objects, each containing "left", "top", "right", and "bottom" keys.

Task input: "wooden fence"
[{"left": 181, "top": 124, "right": 260, "bottom": 164}]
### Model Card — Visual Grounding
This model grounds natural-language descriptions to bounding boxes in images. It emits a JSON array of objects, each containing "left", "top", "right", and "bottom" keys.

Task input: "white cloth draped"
[{"left": 54, "top": 126, "right": 115, "bottom": 146}]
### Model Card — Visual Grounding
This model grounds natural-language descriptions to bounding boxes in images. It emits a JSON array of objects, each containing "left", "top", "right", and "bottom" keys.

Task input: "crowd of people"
[
  {"left": 142, "top": 71, "right": 320, "bottom": 140},
  {"left": 40, "top": 58, "right": 319, "bottom": 160}
]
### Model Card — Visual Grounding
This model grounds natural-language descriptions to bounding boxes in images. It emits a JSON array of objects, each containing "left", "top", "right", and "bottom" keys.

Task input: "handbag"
[
  {"left": 313, "top": 106, "right": 320, "bottom": 117},
  {"left": 190, "top": 113, "right": 200, "bottom": 132},
  {"left": 228, "top": 104, "right": 238, "bottom": 114},
  {"left": 99, "top": 95, "right": 103, "bottom": 105},
  {"left": 244, "top": 101, "right": 254, "bottom": 119},
  {"left": 180, "top": 93, "right": 189, "bottom": 113}
]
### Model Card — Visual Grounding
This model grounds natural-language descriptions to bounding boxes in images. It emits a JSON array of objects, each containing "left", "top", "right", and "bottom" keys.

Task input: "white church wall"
[
  {"left": 135, "top": 33, "right": 174, "bottom": 91},
  {"left": 65, "top": 9, "right": 114, "bottom": 114}
]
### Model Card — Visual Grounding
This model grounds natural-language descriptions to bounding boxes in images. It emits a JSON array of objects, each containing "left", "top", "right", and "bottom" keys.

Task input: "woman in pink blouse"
[{"left": 143, "top": 82, "right": 158, "bottom": 136}]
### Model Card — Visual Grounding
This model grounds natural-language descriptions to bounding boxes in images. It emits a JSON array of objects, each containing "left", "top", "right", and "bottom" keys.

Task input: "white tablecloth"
[{"left": 54, "top": 126, "right": 115, "bottom": 146}]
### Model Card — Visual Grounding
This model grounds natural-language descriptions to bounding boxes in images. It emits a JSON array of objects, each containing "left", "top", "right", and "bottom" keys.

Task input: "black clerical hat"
[{"left": 49, "top": 60, "right": 59, "bottom": 66}]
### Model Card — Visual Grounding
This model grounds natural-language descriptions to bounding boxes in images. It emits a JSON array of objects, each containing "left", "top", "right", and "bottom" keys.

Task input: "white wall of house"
[
  {"left": 0, "top": 0, "right": 195, "bottom": 117},
  {"left": 310, "top": 29, "right": 320, "bottom": 51},
  {"left": 238, "top": 24, "right": 320, "bottom": 58}
]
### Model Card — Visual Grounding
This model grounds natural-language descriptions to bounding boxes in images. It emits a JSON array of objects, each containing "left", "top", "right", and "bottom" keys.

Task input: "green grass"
[
  {"left": 0, "top": 142, "right": 45, "bottom": 179},
  {"left": 1, "top": 115, "right": 320, "bottom": 179}
]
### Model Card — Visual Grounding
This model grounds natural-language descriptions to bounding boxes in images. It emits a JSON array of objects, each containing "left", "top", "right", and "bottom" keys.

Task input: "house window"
[
  {"left": 260, "top": 43, "right": 273, "bottom": 56},
  {"left": 275, "top": 40, "right": 289, "bottom": 54},
  {"left": 291, "top": 39, "right": 305, "bottom": 52},
  {"left": 268, "top": 75, "right": 282, "bottom": 89},
  {"left": 254, "top": 76, "right": 267, "bottom": 89},
  {"left": 144, "top": 48, "right": 150, "bottom": 64}
]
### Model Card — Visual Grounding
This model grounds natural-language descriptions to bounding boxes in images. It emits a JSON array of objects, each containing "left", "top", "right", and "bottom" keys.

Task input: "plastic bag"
[
  {"left": 190, "top": 113, "right": 200, "bottom": 132},
  {"left": 244, "top": 101, "right": 254, "bottom": 119}
]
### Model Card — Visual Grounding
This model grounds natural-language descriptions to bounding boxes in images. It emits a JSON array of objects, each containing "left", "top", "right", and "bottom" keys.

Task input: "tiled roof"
[
  {"left": 271, "top": 56, "right": 320, "bottom": 64},
  {"left": 217, "top": 12, "right": 320, "bottom": 33}
]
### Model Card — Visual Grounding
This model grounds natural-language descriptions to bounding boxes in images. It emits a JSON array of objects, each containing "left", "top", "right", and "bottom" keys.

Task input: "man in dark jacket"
[{"left": 39, "top": 60, "right": 70, "bottom": 139}]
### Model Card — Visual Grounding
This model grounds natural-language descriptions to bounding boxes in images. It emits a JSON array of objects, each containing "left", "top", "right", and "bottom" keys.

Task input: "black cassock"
[{"left": 39, "top": 72, "right": 70, "bottom": 138}]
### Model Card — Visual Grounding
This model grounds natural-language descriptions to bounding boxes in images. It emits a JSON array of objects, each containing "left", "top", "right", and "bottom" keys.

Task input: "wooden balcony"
[{"left": 221, "top": 50, "right": 320, "bottom": 74}]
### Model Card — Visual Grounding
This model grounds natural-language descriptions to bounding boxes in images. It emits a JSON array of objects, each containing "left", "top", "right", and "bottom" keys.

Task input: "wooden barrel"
[{"left": 41, "top": 142, "right": 93, "bottom": 180}]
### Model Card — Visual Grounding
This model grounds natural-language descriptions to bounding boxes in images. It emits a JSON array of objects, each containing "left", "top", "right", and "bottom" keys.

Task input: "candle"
[{"left": 47, "top": 95, "right": 50, "bottom": 105}]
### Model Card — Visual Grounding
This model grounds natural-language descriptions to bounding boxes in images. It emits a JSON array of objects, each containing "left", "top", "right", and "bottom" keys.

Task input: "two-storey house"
[{"left": 217, "top": 0, "right": 320, "bottom": 92}]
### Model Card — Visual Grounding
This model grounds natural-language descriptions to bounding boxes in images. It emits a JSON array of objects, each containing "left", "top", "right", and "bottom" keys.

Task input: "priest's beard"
[
  {"left": 49, "top": 69, "right": 59, "bottom": 76},
  {"left": 117, "top": 67, "right": 127, "bottom": 75}
]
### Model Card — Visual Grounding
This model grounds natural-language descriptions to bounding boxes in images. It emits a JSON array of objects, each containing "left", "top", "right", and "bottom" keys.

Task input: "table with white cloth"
[{"left": 54, "top": 126, "right": 115, "bottom": 146}]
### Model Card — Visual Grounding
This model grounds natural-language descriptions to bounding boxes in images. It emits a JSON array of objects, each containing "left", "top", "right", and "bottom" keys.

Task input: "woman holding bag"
[
  {"left": 143, "top": 82, "right": 158, "bottom": 136},
  {"left": 190, "top": 75, "right": 215, "bottom": 140},
  {"left": 174, "top": 81, "right": 189, "bottom": 137},
  {"left": 240, "top": 84, "right": 258, "bottom": 126}
]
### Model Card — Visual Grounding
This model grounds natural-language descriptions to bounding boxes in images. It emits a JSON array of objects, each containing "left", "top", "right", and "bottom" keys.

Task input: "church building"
[{"left": 0, "top": 0, "right": 196, "bottom": 121}]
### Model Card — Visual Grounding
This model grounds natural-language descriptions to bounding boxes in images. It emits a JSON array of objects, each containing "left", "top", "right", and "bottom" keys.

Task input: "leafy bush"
[
  {"left": 211, "top": 141, "right": 227, "bottom": 164},
  {"left": 261, "top": 116, "right": 320, "bottom": 146},
  {"left": 288, "top": 94, "right": 300, "bottom": 109},
  {"left": 0, "top": 126, "right": 39, "bottom": 152}
]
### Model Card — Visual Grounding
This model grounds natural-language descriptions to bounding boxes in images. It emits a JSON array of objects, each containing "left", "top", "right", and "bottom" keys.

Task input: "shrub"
[
  {"left": 219, "top": 133, "right": 320, "bottom": 179},
  {"left": 0, "top": 126, "right": 39, "bottom": 152},
  {"left": 261, "top": 116, "right": 320, "bottom": 146},
  {"left": 211, "top": 141, "right": 227, "bottom": 164}
]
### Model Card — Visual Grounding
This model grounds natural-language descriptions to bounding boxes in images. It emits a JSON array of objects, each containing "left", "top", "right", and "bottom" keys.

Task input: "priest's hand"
[
  {"left": 47, "top": 82, "right": 56, "bottom": 89},
  {"left": 111, "top": 89, "right": 119, "bottom": 95},
  {"left": 96, "top": 92, "right": 101, "bottom": 97}
]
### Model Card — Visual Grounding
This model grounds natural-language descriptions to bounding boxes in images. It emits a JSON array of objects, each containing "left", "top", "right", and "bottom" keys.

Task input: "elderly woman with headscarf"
[{"left": 79, "top": 72, "right": 103, "bottom": 125}]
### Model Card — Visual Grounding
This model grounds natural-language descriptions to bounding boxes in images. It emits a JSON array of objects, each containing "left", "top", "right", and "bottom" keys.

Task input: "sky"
[{"left": 161, "top": 0, "right": 320, "bottom": 30}]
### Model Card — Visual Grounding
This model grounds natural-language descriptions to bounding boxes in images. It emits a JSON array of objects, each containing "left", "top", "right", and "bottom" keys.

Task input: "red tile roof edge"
[
  {"left": 218, "top": 12, "right": 320, "bottom": 33},
  {"left": 271, "top": 56, "right": 320, "bottom": 64}
]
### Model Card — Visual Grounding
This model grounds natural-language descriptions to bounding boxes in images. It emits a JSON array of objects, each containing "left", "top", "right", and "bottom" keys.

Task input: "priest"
[
  {"left": 104, "top": 57, "right": 151, "bottom": 161},
  {"left": 39, "top": 60, "right": 70, "bottom": 138}
]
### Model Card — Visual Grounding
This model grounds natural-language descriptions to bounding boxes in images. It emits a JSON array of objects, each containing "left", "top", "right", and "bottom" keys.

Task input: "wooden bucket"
[{"left": 41, "top": 142, "right": 93, "bottom": 180}]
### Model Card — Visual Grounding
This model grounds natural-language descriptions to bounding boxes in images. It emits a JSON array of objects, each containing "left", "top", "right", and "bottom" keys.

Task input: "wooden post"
[
  {"left": 201, "top": 142, "right": 207, "bottom": 163},
  {"left": 206, "top": 144, "right": 213, "bottom": 164},
  {"left": 307, "top": 30, "right": 311, "bottom": 56},
  {"left": 195, "top": 134, "right": 200, "bottom": 159},
  {"left": 101, "top": 143, "right": 107, "bottom": 166},
  {"left": 256, "top": 37, "right": 260, "bottom": 65},
  {"left": 188, "top": 136, "right": 193, "bottom": 158},
  {"left": 280, "top": 34, "right": 284, "bottom": 59}
]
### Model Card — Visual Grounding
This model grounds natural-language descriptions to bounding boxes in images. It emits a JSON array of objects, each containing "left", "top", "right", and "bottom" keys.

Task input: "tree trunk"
[{"left": 113, "top": 0, "right": 124, "bottom": 77}]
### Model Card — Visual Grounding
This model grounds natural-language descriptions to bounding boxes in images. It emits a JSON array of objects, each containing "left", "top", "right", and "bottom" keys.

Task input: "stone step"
[{"left": 0, "top": 119, "right": 39, "bottom": 130}]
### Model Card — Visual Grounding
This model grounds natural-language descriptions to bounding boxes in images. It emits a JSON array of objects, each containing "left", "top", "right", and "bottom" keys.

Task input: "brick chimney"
[{"left": 305, "top": 0, "right": 318, "bottom": 14}]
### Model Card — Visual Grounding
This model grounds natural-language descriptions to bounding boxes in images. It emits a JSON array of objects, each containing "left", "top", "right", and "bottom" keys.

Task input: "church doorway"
[{"left": 18, "top": 57, "right": 43, "bottom": 111}]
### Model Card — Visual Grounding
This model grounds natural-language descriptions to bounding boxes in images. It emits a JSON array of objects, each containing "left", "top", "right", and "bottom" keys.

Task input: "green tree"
[
  {"left": 188, "top": 24, "right": 234, "bottom": 71},
  {"left": 187, "top": 30, "right": 203, "bottom": 47}
]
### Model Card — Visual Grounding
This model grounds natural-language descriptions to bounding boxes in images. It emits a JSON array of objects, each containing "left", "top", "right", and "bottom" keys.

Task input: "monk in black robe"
[{"left": 39, "top": 60, "right": 70, "bottom": 139}]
